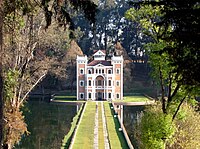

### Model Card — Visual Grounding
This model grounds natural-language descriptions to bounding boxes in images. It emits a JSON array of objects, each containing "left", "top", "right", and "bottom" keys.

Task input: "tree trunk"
[{"left": 0, "top": 0, "right": 4, "bottom": 148}]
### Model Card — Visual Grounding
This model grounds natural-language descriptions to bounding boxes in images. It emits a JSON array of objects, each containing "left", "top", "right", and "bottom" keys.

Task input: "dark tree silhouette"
[{"left": 129, "top": 0, "right": 200, "bottom": 85}]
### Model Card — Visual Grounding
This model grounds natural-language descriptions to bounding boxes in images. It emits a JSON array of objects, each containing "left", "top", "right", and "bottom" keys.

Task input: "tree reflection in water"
[
  {"left": 14, "top": 100, "right": 78, "bottom": 149},
  {"left": 123, "top": 105, "right": 145, "bottom": 149}
]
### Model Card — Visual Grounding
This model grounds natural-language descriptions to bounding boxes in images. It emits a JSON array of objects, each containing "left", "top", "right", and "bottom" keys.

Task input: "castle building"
[{"left": 76, "top": 50, "right": 123, "bottom": 100}]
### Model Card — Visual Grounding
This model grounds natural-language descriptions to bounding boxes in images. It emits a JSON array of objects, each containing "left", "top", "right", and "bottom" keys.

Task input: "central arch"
[{"left": 95, "top": 75, "right": 105, "bottom": 101}]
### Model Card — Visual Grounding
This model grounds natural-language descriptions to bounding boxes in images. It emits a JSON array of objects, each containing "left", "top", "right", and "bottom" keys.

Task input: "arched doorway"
[
  {"left": 97, "top": 92, "right": 102, "bottom": 100},
  {"left": 95, "top": 75, "right": 104, "bottom": 100}
]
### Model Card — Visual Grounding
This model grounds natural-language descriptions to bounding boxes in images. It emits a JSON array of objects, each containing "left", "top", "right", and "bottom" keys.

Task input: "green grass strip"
[
  {"left": 98, "top": 103, "right": 105, "bottom": 149},
  {"left": 114, "top": 95, "right": 149, "bottom": 102},
  {"left": 54, "top": 95, "right": 76, "bottom": 100},
  {"left": 61, "top": 104, "right": 84, "bottom": 149},
  {"left": 104, "top": 102, "right": 129, "bottom": 149},
  {"left": 53, "top": 100, "right": 85, "bottom": 103},
  {"left": 72, "top": 102, "right": 96, "bottom": 149}
]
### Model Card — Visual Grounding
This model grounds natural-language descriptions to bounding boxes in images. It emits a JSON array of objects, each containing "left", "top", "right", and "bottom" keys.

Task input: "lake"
[
  {"left": 14, "top": 101, "right": 144, "bottom": 149},
  {"left": 123, "top": 105, "right": 145, "bottom": 149},
  {"left": 14, "top": 100, "right": 79, "bottom": 149}
]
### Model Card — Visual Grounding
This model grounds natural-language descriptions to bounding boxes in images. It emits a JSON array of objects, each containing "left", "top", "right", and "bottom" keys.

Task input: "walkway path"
[
  {"left": 94, "top": 102, "right": 110, "bottom": 149},
  {"left": 94, "top": 102, "right": 98, "bottom": 149},
  {"left": 71, "top": 101, "right": 128, "bottom": 149},
  {"left": 101, "top": 102, "right": 110, "bottom": 149}
]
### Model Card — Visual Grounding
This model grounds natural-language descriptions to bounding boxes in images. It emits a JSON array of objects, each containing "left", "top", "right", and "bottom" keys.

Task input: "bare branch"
[
  {"left": 172, "top": 96, "right": 186, "bottom": 121},
  {"left": 19, "top": 72, "right": 47, "bottom": 106}
]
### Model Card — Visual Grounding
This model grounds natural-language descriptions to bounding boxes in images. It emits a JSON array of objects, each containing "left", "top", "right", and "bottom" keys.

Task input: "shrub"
[
  {"left": 167, "top": 104, "right": 200, "bottom": 149},
  {"left": 134, "top": 104, "right": 176, "bottom": 149}
]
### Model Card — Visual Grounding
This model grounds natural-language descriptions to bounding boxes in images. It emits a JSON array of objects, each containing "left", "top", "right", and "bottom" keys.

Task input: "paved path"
[
  {"left": 94, "top": 102, "right": 98, "bottom": 149},
  {"left": 93, "top": 102, "right": 110, "bottom": 149},
  {"left": 101, "top": 102, "right": 110, "bottom": 149},
  {"left": 71, "top": 101, "right": 129, "bottom": 149}
]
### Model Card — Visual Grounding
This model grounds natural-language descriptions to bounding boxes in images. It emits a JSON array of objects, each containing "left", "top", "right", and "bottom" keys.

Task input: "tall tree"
[
  {"left": 126, "top": 2, "right": 200, "bottom": 148},
  {"left": 114, "top": 42, "right": 134, "bottom": 91},
  {"left": 76, "top": 0, "right": 151, "bottom": 61},
  {"left": 126, "top": 0, "right": 199, "bottom": 116},
  {"left": 128, "top": 0, "right": 200, "bottom": 85},
  {"left": 0, "top": 0, "right": 4, "bottom": 147},
  {"left": 1, "top": 0, "right": 98, "bottom": 148},
  {"left": 64, "top": 40, "right": 83, "bottom": 92}
]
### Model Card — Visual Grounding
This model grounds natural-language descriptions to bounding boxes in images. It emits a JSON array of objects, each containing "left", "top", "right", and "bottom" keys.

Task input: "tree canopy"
[{"left": 128, "top": 0, "right": 200, "bottom": 85}]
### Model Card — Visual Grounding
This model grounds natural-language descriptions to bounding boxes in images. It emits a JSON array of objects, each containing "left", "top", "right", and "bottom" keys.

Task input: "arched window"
[
  {"left": 116, "top": 93, "right": 120, "bottom": 99},
  {"left": 108, "top": 93, "right": 112, "bottom": 98},
  {"left": 88, "top": 93, "right": 92, "bottom": 99},
  {"left": 116, "top": 81, "right": 120, "bottom": 86},
  {"left": 88, "top": 69, "right": 92, "bottom": 74},
  {"left": 80, "top": 93, "right": 84, "bottom": 99},
  {"left": 108, "top": 69, "right": 112, "bottom": 74},
  {"left": 80, "top": 68, "right": 84, "bottom": 74},
  {"left": 116, "top": 68, "right": 120, "bottom": 74},
  {"left": 108, "top": 80, "right": 112, "bottom": 86},
  {"left": 88, "top": 80, "right": 92, "bottom": 86},
  {"left": 98, "top": 80, "right": 101, "bottom": 86},
  {"left": 80, "top": 80, "right": 84, "bottom": 86}
]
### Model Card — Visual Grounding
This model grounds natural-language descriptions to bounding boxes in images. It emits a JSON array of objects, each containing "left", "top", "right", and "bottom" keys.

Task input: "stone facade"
[{"left": 76, "top": 50, "right": 123, "bottom": 100}]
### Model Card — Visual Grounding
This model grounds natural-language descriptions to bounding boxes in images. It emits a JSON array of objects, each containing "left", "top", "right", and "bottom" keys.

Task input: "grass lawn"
[
  {"left": 72, "top": 102, "right": 96, "bottom": 149},
  {"left": 52, "top": 95, "right": 85, "bottom": 103},
  {"left": 54, "top": 95, "right": 76, "bottom": 100},
  {"left": 114, "top": 95, "right": 150, "bottom": 102},
  {"left": 104, "top": 102, "right": 129, "bottom": 149}
]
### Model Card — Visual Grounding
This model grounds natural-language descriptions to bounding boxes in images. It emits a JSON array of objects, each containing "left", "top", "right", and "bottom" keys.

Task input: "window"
[
  {"left": 99, "top": 69, "right": 101, "bottom": 74},
  {"left": 116, "top": 68, "right": 120, "bottom": 74},
  {"left": 80, "top": 93, "right": 84, "bottom": 99},
  {"left": 98, "top": 80, "right": 101, "bottom": 86},
  {"left": 108, "top": 93, "right": 111, "bottom": 98},
  {"left": 108, "top": 69, "right": 112, "bottom": 74},
  {"left": 80, "top": 68, "right": 84, "bottom": 74},
  {"left": 102, "top": 69, "right": 104, "bottom": 74},
  {"left": 80, "top": 80, "right": 84, "bottom": 87},
  {"left": 88, "top": 93, "right": 91, "bottom": 99},
  {"left": 108, "top": 80, "right": 112, "bottom": 86},
  {"left": 116, "top": 93, "right": 120, "bottom": 99},
  {"left": 116, "top": 81, "right": 120, "bottom": 86},
  {"left": 96, "top": 69, "right": 98, "bottom": 74},
  {"left": 88, "top": 69, "right": 92, "bottom": 74},
  {"left": 88, "top": 80, "right": 92, "bottom": 86}
]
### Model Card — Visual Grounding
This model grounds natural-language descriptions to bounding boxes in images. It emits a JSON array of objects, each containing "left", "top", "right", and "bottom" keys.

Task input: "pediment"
[
  {"left": 95, "top": 63, "right": 105, "bottom": 67},
  {"left": 93, "top": 50, "right": 106, "bottom": 56}
]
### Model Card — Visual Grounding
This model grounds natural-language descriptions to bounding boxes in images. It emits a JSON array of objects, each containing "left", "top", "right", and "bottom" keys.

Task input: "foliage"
[
  {"left": 64, "top": 40, "right": 83, "bottom": 91},
  {"left": 127, "top": 0, "right": 200, "bottom": 85},
  {"left": 2, "top": 1, "right": 73, "bottom": 147},
  {"left": 134, "top": 104, "right": 176, "bottom": 149},
  {"left": 114, "top": 42, "right": 135, "bottom": 91},
  {"left": 41, "top": 0, "right": 98, "bottom": 32},
  {"left": 3, "top": 70, "right": 28, "bottom": 148},
  {"left": 125, "top": 0, "right": 199, "bottom": 118},
  {"left": 167, "top": 104, "right": 200, "bottom": 149}
]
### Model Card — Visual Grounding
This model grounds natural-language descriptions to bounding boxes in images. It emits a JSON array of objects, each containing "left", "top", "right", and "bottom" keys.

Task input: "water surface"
[
  {"left": 14, "top": 100, "right": 78, "bottom": 149},
  {"left": 123, "top": 105, "right": 145, "bottom": 149}
]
